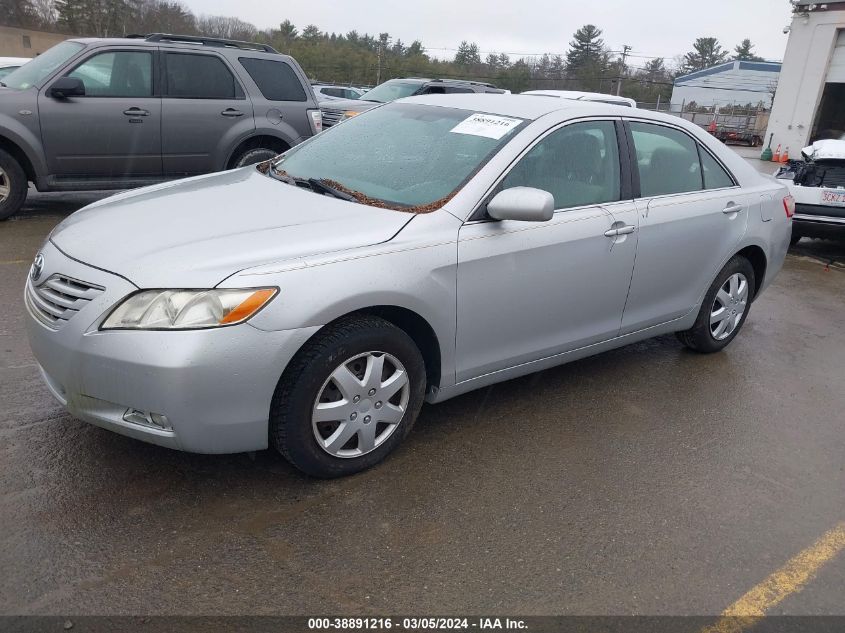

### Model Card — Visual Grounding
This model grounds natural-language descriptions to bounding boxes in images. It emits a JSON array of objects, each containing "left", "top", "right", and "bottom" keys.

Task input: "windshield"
[
  {"left": 2, "top": 41, "right": 84, "bottom": 90},
  {"left": 361, "top": 79, "right": 424, "bottom": 103},
  {"left": 271, "top": 103, "right": 526, "bottom": 211}
]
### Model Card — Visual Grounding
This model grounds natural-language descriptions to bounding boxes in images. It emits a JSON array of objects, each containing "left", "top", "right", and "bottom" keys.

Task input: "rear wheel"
[
  {"left": 270, "top": 315, "right": 427, "bottom": 478},
  {"left": 0, "top": 149, "right": 27, "bottom": 221},
  {"left": 676, "top": 255, "right": 755, "bottom": 353},
  {"left": 232, "top": 147, "right": 283, "bottom": 168}
]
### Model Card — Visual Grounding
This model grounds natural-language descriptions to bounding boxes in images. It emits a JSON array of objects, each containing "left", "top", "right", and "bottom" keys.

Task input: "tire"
[
  {"left": 789, "top": 231, "right": 802, "bottom": 247},
  {"left": 232, "top": 147, "right": 282, "bottom": 168},
  {"left": 270, "top": 315, "right": 427, "bottom": 478},
  {"left": 676, "top": 255, "right": 756, "bottom": 354},
  {"left": 0, "top": 149, "right": 28, "bottom": 221}
]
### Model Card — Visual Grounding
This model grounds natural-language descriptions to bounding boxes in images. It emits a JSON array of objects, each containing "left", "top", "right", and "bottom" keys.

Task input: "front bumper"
[{"left": 24, "top": 241, "right": 319, "bottom": 453}]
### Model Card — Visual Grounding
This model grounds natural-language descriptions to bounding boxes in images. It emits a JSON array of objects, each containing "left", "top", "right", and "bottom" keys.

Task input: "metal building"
[
  {"left": 671, "top": 61, "right": 782, "bottom": 111},
  {"left": 766, "top": 0, "right": 845, "bottom": 152}
]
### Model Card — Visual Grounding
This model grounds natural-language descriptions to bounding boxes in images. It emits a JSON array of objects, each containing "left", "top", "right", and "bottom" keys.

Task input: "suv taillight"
[
  {"left": 783, "top": 195, "right": 795, "bottom": 218},
  {"left": 308, "top": 109, "right": 322, "bottom": 134}
]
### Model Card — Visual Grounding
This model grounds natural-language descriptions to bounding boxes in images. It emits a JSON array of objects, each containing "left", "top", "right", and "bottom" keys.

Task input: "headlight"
[
  {"left": 101, "top": 288, "right": 277, "bottom": 330},
  {"left": 342, "top": 110, "right": 360, "bottom": 120}
]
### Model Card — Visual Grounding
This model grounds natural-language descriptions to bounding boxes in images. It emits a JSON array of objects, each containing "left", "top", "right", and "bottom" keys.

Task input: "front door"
[
  {"left": 160, "top": 51, "right": 255, "bottom": 176},
  {"left": 39, "top": 49, "right": 162, "bottom": 178},
  {"left": 456, "top": 120, "right": 638, "bottom": 383},
  {"left": 620, "top": 121, "right": 750, "bottom": 334}
]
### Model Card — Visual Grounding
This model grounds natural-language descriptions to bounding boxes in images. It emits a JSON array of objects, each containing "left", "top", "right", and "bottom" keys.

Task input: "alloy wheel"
[
  {"left": 0, "top": 167, "right": 9, "bottom": 203},
  {"left": 312, "top": 351, "right": 410, "bottom": 458},
  {"left": 710, "top": 272, "right": 749, "bottom": 341}
]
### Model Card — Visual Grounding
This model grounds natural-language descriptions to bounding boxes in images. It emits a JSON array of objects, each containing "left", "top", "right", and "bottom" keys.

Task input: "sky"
[{"left": 179, "top": 0, "right": 795, "bottom": 66}]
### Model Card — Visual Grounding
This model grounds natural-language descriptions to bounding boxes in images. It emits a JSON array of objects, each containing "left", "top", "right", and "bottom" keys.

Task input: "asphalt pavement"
[{"left": 1, "top": 181, "right": 843, "bottom": 618}]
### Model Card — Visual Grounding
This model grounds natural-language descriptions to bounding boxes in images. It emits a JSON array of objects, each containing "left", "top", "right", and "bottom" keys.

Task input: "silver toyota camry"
[{"left": 25, "top": 94, "right": 793, "bottom": 477}]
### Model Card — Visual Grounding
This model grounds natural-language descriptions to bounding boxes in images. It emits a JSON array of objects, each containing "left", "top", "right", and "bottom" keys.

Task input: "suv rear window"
[
  {"left": 165, "top": 53, "right": 243, "bottom": 99},
  {"left": 239, "top": 57, "right": 307, "bottom": 102}
]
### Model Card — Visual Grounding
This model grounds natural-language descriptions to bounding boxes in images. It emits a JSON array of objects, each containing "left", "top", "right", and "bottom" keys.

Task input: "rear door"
[
  {"left": 39, "top": 48, "right": 161, "bottom": 178},
  {"left": 620, "top": 120, "right": 750, "bottom": 334},
  {"left": 160, "top": 50, "right": 255, "bottom": 176}
]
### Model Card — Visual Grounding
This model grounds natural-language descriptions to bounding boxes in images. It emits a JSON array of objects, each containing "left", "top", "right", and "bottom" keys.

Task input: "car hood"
[
  {"left": 49, "top": 168, "right": 415, "bottom": 288},
  {"left": 320, "top": 98, "right": 380, "bottom": 113}
]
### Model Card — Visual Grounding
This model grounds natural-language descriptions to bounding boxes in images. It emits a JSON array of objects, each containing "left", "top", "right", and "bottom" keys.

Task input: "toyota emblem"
[{"left": 30, "top": 253, "right": 44, "bottom": 282}]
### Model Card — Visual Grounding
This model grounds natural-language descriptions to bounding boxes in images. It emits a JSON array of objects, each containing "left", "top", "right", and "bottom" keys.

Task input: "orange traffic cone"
[
  {"left": 773, "top": 144, "right": 782, "bottom": 162},
  {"left": 781, "top": 147, "right": 790, "bottom": 163}
]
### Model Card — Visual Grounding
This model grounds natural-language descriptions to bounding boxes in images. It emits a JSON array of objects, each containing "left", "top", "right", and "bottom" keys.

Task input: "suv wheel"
[
  {"left": 270, "top": 315, "right": 427, "bottom": 478},
  {"left": 0, "top": 149, "right": 27, "bottom": 221},
  {"left": 676, "top": 255, "right": 755, "bottom": 353},
  {"left": 232, "top": 147, "right": 282, "bottom": 168}
]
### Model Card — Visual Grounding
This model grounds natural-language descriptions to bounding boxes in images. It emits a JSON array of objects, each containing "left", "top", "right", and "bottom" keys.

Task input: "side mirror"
[
  {"left": 49, "top": 77, "right": 85, "bottom": 99},
  {"left": 487, "top": 187, "right": 554, "bottom": 222}
]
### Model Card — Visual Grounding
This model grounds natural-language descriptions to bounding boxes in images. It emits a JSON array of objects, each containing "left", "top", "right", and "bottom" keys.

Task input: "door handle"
[
  {"left": 221, "top": 108, "right": 244, "bottom": 117},
  {"left": 604, "top": 225, "right": 636, "bottom": 237},
  {"left": 123, "top": 108, "right": 149, "bottom": 116},
  {"left": 723, "top": 203, "right": 744, "bottom": 214}
]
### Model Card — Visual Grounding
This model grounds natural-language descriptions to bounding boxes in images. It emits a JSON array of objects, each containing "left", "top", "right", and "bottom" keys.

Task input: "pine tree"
[
  {"left": 454, "top": 41, "right": 481, "bottom": 68},
  {"left": 682, "top": 37, "right": 729, "bottom": 73},
  {"left": 565, "top": 24, "right": 608, "bottom": 91},
  {"left": 733, "top": 39, "right": 764, "bottom": 61}
]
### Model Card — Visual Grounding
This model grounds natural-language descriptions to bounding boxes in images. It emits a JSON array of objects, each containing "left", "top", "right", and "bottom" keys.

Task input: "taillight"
[
  {"left": 783, "top": 195, "right": 795, "bottom": 218},
  {"left": 307, "top": 109, "right": 322, "bottom": 134}
]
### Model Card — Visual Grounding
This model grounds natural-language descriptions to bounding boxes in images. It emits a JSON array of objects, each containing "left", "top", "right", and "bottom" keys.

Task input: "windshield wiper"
[
  {"left": 307, "top": 178, "right": 358, "bottom": 202},
  {"left": 268, "top": 165, "right": 358, "bottom": 202}
]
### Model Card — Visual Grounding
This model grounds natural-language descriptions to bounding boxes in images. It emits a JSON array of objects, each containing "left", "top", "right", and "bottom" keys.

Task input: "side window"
[
  {"left": 630, "top": 122, "right": 702, "bottom": 197},
  {"left": 501, "top": 120, "right": 621, "bottom": 210},
  {"left": 444, "top": 86, "right": 474, "bottom": 94},
  {"left": 68, "top": 51, "right": 152, "bottom": 97},
  {"left": 238, "top": 57, "right": 307, "bottom": 102},
  {"left": 165, "top": 53, "right": 242, "bottom": 99},
  {"left": 700, "top": 147, "right": 735, "bottom": 189}
]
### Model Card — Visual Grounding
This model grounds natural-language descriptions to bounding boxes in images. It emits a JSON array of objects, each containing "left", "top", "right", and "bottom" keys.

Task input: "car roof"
[
  {"left": 401, "top": 93, "right": 639, "bottom": 121},
  {"left": 522, "top": 90, "right": 637, "bottom": 107}
]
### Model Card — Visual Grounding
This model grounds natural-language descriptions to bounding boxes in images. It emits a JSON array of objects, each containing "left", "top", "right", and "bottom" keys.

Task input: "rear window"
[
  {"left": 239, "top": 57, "right": 307, "bottom": 102},
  {"left": 165, "top": 53, "right": 243, "bottom": 99}
]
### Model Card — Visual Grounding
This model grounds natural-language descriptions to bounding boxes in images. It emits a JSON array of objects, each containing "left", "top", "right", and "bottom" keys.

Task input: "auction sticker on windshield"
[
  {"left": 821, "top": 188, "right": 845, "bottom": 207},
  {"left": 450, "top": 113, "right": 523, "bottom": 140}
]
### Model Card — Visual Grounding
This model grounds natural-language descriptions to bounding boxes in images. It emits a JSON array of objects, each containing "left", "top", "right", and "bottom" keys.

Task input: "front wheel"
[
  {"left": 0, "top": 149, "right": 28, "bottom": 221},
  {"left": 270, "top": 315, "right": 427, "bottom": 478},
  {"left": 676, "top": 255, "right": 755, "bottom": 353}
]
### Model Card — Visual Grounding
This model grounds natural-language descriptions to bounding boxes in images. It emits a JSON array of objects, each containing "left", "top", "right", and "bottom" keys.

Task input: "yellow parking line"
[
  {"left": 0, "top": 259, "right": 28, "bottom": 265},
  {"left": 702, "top": 522, "right": 845, "bottom": 633}
]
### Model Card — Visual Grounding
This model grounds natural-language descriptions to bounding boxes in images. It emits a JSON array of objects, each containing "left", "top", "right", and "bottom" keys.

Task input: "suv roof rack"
[
  {"left": 140, "top": 33, "right": 278, "bottom": 54},
  {"left": 427, "top": 78, "right": 498, "bottom": 89}
]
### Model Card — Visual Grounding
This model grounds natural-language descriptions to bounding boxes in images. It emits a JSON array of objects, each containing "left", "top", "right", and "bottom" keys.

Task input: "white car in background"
[
  {"left": 522, "top": 90, "right": 637, "bottom": 108},
  {"left": 313, "top": 84, "right": 365, "bottom": 101},
  {"left": 777, "top": 139, "right": 845, "bottom": 244},
  {"left": 0, "top": 57, "right": 31, "bottom": 81}
]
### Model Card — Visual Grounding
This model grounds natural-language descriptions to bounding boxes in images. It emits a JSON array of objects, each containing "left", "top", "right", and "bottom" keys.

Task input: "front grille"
[
  {"left": 26, "top": 274, "right": 104, "bottom": 329},
  {"left": 321, "top": 108, "right": 344, "bottom": 128}
]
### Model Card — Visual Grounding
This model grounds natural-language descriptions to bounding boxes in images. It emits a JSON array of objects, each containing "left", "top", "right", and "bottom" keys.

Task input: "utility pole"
[
  {"left": 616, "top": 45, "right": 631, "bottom": 96},
  {"left": 376, "top": 42, "right": 383, "bottom": 85}
]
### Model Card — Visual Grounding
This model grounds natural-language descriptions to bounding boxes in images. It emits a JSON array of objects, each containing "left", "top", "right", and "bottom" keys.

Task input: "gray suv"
[{"left": 0, "top": 33, "right": 321, "bottom": 220}]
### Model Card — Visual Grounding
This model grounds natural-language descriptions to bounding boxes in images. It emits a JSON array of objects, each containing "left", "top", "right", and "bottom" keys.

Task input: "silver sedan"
[{"left": 25, "top": 94, "right": 793, "bottom": 477}]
